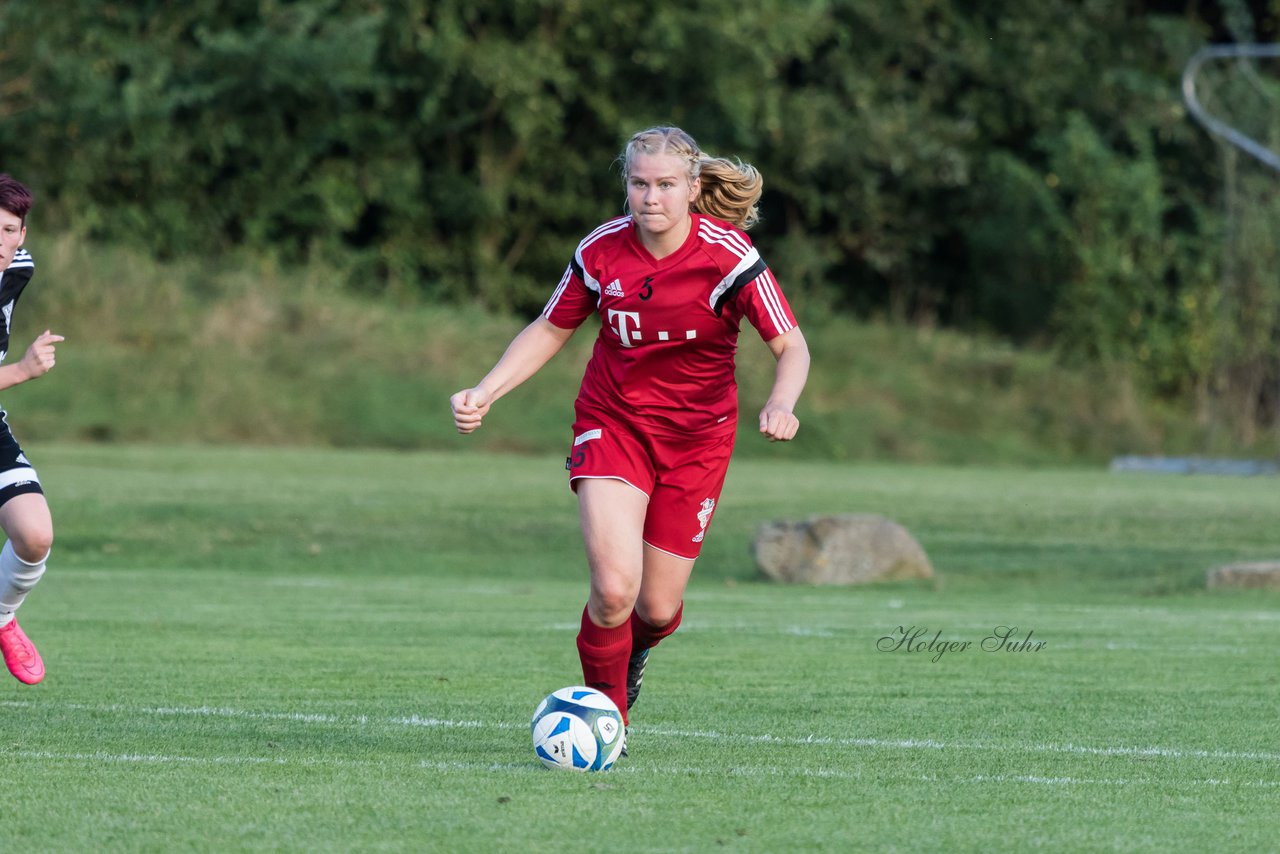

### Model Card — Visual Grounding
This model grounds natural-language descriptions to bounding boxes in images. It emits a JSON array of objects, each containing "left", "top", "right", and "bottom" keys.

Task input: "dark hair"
[{"left": 0, "top": 174, "right": 33, "bottom": 224}]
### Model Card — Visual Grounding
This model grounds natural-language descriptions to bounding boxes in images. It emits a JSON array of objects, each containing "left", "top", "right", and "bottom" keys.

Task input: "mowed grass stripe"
[
  {"left": 6, "top": 699, "right": 1280, "bottom": 767},
  {"left": 5, "top": 750, "right": 1277, "bottom": 791}
]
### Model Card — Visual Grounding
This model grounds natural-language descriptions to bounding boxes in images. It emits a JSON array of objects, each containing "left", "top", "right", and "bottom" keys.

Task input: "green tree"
[{"left": 2, "top": 0, "right": 1274, "bottom": 438}]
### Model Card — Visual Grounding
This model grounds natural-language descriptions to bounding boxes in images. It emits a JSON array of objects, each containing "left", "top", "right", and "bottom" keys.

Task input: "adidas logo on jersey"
[{"left": 604, "top": 279, "right": 625, "bottom": 297}]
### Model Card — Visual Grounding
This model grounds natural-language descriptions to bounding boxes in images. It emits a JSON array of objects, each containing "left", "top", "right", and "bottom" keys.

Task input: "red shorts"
[{"left": 566, "top": 405, "right": 736, "bottom": 560}]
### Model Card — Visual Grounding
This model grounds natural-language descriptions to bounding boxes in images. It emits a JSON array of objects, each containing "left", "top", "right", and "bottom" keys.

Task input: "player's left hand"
[
  {"left": 758, "top": 402, "right": 799, "bottom": 442},
  {"left": 18, "top": 330, "right": 64, "bottom": 381}
]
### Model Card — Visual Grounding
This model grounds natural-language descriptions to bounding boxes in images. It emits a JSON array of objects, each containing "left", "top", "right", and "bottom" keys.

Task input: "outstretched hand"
[
  {"left": 758, "top": 401, "right": 799, "bottom": 442},
  {"left": 450, "top": 387, "right": 493, "bottom": 434},
  {"left": 18, "top": 330, "right": 64, "bottom": 381}
]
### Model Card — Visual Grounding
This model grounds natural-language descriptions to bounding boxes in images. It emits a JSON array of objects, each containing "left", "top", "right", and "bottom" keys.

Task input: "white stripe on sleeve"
[{"left": 754, "top": 270, "right": 793, "bottom": 335}]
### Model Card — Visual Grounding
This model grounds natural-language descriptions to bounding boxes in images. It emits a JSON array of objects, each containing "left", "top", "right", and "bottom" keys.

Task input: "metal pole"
[{"left": 1182, "top": 44, "right": 1280, "bottom": 173}]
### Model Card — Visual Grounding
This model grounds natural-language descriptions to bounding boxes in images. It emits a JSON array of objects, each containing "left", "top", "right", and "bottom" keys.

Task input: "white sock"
[{"left": 0, "top": 539, "right": 48, "bottom": 624}]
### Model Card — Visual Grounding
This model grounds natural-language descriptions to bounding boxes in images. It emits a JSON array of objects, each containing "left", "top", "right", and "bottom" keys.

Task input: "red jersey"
[{"left": 542, "top": 213, "right": 798, "bottom": 437}]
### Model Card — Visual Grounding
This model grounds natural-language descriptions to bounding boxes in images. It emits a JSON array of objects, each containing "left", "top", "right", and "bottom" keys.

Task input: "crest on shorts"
[{"left": 692, "top": 498, "right": 716, "bottom": 543}]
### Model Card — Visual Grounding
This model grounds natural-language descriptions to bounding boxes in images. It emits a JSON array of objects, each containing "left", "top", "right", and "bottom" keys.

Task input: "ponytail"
[{"left": 693, "top": 157, "right": 762, "bottom": 230}]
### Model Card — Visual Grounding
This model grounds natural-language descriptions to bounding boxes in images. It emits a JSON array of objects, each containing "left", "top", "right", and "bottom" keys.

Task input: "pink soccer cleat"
[{"left": 0, "top": 618, "right": 44, "bottom": 684}]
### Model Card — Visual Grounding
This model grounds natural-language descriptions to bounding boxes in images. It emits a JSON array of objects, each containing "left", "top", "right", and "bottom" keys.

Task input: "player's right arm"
[{"left": 451, "top": 316, "right": 576, "bottom": 434}]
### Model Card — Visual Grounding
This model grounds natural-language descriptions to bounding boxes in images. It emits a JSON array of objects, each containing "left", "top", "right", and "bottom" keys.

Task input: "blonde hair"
[{"left": 620, "top": 126, "right": 763, "bottom": 230}]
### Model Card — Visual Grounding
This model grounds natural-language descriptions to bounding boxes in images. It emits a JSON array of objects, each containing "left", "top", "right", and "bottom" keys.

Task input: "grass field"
[{"left": 2, "top": 444, "right": 1278, "bottom": 852}]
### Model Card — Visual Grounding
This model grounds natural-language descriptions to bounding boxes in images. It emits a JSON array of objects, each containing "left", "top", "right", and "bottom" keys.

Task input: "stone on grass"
[
  {"left": 1206, "top": 561, "right": 1280, "bottom": 590},
  {"left": 753, "top": 514, "right": 934, "bottom": 585}
]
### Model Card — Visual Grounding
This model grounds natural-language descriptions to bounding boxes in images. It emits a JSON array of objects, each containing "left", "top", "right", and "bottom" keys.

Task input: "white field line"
[
  {"left": 0, "top": 700, "right": 369, "bottom": 725},
  {"left": 422, "top": 760, "right": 1280, "bottom": 787},
  {"left": 4, "top": 699, "right": 1280, "bottom": 767},
  {"left": 4, "top": 749, "right": 404, "bottom": 770},
  {"left": 639, "top": 726, "right": 1280, "bottom": 763},
  {"left": 8, "top": 750, "right": 286, "bottom": 766}
]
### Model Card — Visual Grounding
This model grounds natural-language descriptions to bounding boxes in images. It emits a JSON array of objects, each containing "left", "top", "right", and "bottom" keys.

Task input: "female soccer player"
[
  {"left": 0, "top": 174, "right": 63, "bottom": 685},
  {"left": 451, "top": 127, "right": 809, "bottom": 741}
]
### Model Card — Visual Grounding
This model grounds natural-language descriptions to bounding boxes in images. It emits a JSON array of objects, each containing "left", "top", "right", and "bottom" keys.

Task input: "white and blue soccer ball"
[{"left": 531, "top": 686, "right": 625, "bottom": 772}]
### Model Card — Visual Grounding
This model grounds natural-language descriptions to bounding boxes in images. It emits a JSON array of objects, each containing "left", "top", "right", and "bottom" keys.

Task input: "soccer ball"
[{"left": 530, "top": 686, "right": 625, "bottom": 772}]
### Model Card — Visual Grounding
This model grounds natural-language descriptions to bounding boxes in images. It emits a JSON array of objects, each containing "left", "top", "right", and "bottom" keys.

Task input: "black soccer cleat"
[{"left": 625, "top": 647, "right": 650, "bottom": 711}]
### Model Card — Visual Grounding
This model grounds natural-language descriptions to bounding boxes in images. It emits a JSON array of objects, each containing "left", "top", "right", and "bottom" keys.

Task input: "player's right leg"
[
  {"left": 565, "top": 406, "right": 656, "bottom": 724},
  {"left": 574, "top": 477, "right": 648, "bottom": 722}
]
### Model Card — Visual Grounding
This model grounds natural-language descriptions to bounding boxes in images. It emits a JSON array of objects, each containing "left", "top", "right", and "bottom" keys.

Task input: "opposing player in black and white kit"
[{"left": 0, "top": 174, "right": 64, "bottom": 685}]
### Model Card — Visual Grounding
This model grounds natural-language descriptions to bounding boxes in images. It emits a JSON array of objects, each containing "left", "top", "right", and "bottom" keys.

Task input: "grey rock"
[
  {"left": 1207, "top": 561, "right": 1280, "bottom": 590},
  {"left": 753, "top": 514, "right": 934, "bottom": 585}
]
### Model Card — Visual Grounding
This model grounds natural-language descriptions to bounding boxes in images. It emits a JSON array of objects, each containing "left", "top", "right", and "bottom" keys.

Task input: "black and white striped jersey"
[{"left": 0, "top": 248, "right": 35, "bottom": 366}]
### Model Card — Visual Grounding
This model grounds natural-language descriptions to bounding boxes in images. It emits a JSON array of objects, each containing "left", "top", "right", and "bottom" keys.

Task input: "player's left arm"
[
  {"left": 0, "top": 330, "right": 64, "bottom": 393},
  {"left": 759, "top": 327, "right": 810, "bottom": 442}
]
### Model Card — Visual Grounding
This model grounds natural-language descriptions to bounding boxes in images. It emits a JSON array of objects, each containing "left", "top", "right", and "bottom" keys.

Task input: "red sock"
[
  {"left": 576, "top": 605, "right": 632, "bottom": 723},
  {"left": 631, "top": 602, "right": 683, "bottom": 652}
]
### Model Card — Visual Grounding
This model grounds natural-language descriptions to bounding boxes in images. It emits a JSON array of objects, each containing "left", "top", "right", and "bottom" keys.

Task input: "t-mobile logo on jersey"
[
  {"left": 607, "top": 309, "right": 642, "bottom": 347},
  {"left": 607, "top": 309, "right": 698, "bottom": 348}
]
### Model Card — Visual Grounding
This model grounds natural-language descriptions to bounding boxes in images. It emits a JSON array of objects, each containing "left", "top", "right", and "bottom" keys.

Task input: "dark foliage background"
[{"left": 2, "top": 0, "right": 1278, "bottom": 434}]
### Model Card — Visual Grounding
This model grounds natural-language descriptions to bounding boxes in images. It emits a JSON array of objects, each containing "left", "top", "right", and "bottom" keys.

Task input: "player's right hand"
[{"left": 450, "top": 387, "right": 492, "bottom": 434}]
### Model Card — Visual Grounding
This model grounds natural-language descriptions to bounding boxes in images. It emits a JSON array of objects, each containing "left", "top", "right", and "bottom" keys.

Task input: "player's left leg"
[
  {"left": 628, "top": 429, "right": 735, "bottom": 714},
  {"left": 627, "top": 548, "right": 691, "bottom": 710},
  {"left": 0, "top": 491, "right": 54, "bottom": 684}
]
